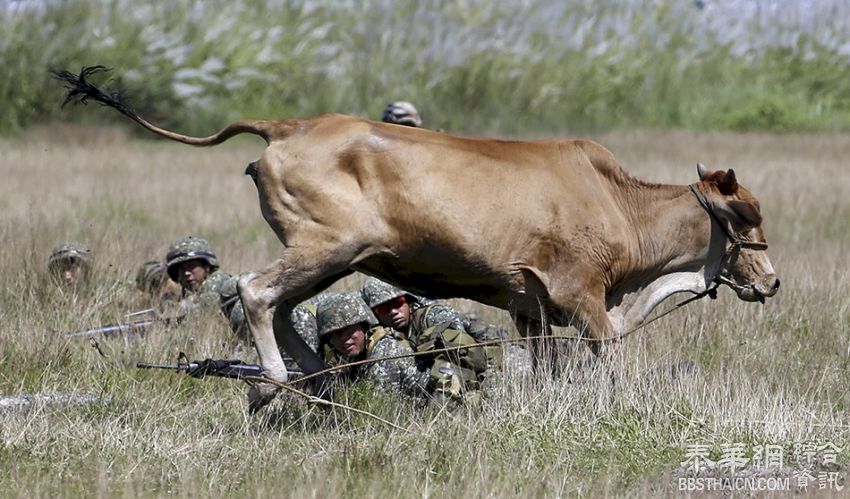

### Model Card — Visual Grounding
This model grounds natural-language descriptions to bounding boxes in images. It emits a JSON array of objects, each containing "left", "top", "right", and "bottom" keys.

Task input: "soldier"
[
  {"left": 47, "top": 241, "right": 93, "bottom": 287},
  {"left": 361, "top": 277, "right": 532, "bottom": 400},
  {"left": 134, "top": 260, "right": 182, "bottom": 310},
  {"left": 381, "top": 101, "right": 422, "bottom": 128},
  {"left": 219, "top": 273, "right": 248, "bottom": 340},
  {"left": 360, "top": 277, "right": 470, "bottom": 344},
  {"left": 165, "top": 235, "right": 230, "bottom": 318},
  {"left": 360, "top": 277, "right": 496, "bottom": 402},
  {"left": 219, "top": 273, "right": 321, "bottom": 358},
  {"left": 318, "top": 292, "right": 428, "bottom": 398}
]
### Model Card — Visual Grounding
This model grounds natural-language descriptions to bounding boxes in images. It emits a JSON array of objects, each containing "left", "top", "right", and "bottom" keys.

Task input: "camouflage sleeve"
[
  {"left": 420, "top": 303, "right": 465, "bottom": 331},
  {"left": 179, "top": 271, "right": 232, "bottom": 318},
  {"left": 463, "top": 317, "right": 511, "bottom": 342},
  {"left": 218, "top": 274, "right": 241, "bottom": 312},
  {"left": 197, "top": 271, "right": 230, "bottom": 307},
  {"left": 364, "top": 336, "right": 429, "bottom": 398},
  {"left": 226, "top": 301, "right": 250, "bottom": 342},
  {"left": 289, "top": 302, "right": 319, "bottom": 352}
]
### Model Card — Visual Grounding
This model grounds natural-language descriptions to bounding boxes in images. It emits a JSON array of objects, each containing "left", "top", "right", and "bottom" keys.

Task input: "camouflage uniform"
[
  {"left": 165, "top": 236, "right": 231, "bottom": 318},
  {"left": 318, "top": 292, "right": 428, "bottom": 398},
  {"left": 359, "top": 278, "right": 462, "bottom": 338},
  {"left": 134, "top": 260, "right": 182, "bottom": 311},
  {"left": 47, "top": 241, "right": 93, "bottom": 286},
  {"left": 219, "top": 273, "right": 248, "bottom": 339},
  {"left": 381, "top": 101, "right": 422, "bottom": 127},
  {"left": 219, "top": 273, "right": 321, "bottom": 355},
  {"left": 361, "top": 277, "right": 531, "bottom": 400},
  {"left": 136, "top": 260, "right": 165, "bottom": 294}
]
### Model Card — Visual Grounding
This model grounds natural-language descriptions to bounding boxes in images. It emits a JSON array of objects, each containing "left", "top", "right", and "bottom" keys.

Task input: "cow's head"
[{"left": 696, "top": 163, "right": 780, "bottom": 303}]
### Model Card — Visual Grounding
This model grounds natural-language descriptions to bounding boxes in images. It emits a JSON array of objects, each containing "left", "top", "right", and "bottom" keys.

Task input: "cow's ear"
[
  {"left": 696, "top": 162, "right": 709, "bottom": 180},
  {"left": 718, "top": 199, "right": 762, "bottom": 229},
  {"left": 718, "top": 168, "right": 738, "bottom": 195}
]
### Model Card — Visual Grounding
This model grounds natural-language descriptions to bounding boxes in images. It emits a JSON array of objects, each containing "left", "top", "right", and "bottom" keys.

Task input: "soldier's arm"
[
  {"left": 290, "top": 303, "right": 320, "bottom": 352},
  {"left": 196, "top": 272, "right": 231, "bottom": 308},
  {"left": 173, "top": 272, "right": 232, "bottom": 321},
  {"left": 365, "top": 337, "right": 429, "bottom": 398}
]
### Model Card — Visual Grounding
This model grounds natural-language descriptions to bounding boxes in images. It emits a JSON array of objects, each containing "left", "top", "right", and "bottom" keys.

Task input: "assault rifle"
[
  {"left": 137, "top": 356, "right": 303, "bottom": 381},
  {"left": 64, "top": 308, "right": 165, "bottom": 339}
]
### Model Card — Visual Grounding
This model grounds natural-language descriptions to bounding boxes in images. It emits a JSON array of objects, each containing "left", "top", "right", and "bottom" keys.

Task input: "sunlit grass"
[{"left": 0, "top": 125, "right": 847, "bottom": 495}]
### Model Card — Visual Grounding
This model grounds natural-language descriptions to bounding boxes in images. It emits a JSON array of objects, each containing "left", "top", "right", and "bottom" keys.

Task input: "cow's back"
[
  {"left": 355, "top": 127, "right": 631, "bottom": 257},
  {"left": 262, "top": 116, "right": 633, "bottom": 303}
]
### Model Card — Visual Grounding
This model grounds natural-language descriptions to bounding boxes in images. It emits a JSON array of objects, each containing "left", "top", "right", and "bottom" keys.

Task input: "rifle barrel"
[
  {"left": 136, "top": 361, "right": 303, "bottom": 380},
  {"left": 65, "top": 319, "right": 154, "bottom": 338},
  {"left": 124, "top": 308, "right": 156, "bottom": 319},
  {"left": 136, "top": 362, "right": 185, "bottom": 371}
]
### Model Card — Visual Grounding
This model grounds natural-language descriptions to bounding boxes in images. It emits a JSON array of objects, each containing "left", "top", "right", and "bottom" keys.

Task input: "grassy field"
[{"left": 0, "top": 125, "right": 848, "bottom": 496}]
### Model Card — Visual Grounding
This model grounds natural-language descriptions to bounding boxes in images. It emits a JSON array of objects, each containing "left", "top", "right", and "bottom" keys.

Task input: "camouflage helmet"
[
  {"left": 316, "top": 292, "right": 378, "bottom": 338},
  {"left": 381, "top": 101, "right": 422, "bottom": 127},
  {"left": 165, "top": 235, "right": 219, "bottom": 281},
  {"left": 47, "top": 241, "right": 92, "bottom": 271},
  {"left": 361, "top": 277, "right": 418, "bottom": 308},
  {"left": 135, "top": 260, "right": 166, "bottom": 293}
]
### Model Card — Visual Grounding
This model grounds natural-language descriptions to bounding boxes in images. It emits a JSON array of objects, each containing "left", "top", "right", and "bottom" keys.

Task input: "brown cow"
[{"left": 55, "top": 67, "right": 779, "bottom": 411}]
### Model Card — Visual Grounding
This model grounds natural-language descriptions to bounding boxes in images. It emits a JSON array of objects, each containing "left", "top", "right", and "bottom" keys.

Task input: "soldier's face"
[
  {"left": 177, "top": 260, "right": 209, "bottom": 292},
  {"left": 329, "top": 324, "right": 367, "bottom": 358},
  {"left": 372, "top": 296, "right": 411, "bottom": 331},
  {"left": 52, "top": 259, "right": 84, "bottom": 287}
]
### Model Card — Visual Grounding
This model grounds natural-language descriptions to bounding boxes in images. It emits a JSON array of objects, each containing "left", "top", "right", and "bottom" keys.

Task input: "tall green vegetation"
[{"left": 3, "top": 0, "right": 850, "bottom": 135}]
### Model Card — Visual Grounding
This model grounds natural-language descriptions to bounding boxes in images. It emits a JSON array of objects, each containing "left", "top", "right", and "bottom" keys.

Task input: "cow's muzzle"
[{"left": 718, "top": 274, "right": 780, "bottom": 303}]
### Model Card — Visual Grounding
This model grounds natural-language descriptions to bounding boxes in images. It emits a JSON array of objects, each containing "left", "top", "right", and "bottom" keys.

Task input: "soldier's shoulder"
[
  {"left": 200, "top": 271, "right": 231, "bottom": 294},
  {"left": 220, "top": 272, "right": 251, "bottom": 298},
  {"left": 417, "top": 302, "right": 464, "bottom": 328},
  {"left": 369, "top": 331, "right": 414, "bottom": 357}
]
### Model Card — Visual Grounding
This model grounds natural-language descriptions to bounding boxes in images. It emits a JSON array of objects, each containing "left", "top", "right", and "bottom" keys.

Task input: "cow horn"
[
  {"left": 696, "top": 162, "right": 708, "bottom": 180},
  {"left": 724, "top": 168, "right": 736, "bottom": 183}
]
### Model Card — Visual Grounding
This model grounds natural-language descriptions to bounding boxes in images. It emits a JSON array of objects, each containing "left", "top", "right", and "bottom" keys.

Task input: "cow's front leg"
[
  {"left": 582, "top": 299, "right": 618, "bottom": 360},
  {"left": 548, "top": 284, "right": 624, "bottom": 397},
  {"left": 549, "top": 282, "right": 619, "bottom": 360},
  {"left": 568, "top": 291, "right": 627, "bottom": 395},
  {"left": 513, "top": 311, "right": 560, "bottom": 377}
]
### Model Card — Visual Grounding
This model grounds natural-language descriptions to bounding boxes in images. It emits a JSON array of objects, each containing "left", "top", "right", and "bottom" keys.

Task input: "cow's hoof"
[{"left": 247, "top": 382, "right": 279, "bottom": 415}]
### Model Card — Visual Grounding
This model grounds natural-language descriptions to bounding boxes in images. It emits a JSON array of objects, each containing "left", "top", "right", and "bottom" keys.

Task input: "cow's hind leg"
[{"left": 238, "top": 246, "right": 353, "bottom": 412}]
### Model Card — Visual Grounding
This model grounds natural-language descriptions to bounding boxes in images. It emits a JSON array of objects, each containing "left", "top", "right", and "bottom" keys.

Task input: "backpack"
[{"left": 414, "top": 320, "right": 488, "bottom": 397}]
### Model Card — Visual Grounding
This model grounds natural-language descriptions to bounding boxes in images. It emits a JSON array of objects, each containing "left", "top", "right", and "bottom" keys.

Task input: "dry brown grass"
[{"left": 0, "top": 125, "right": 847, "bottom": 497}]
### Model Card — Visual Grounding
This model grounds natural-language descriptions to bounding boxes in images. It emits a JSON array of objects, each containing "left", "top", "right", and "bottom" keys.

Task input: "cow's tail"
[{"left": 52, "top": 66, "right": 275, "bottom": 146}]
